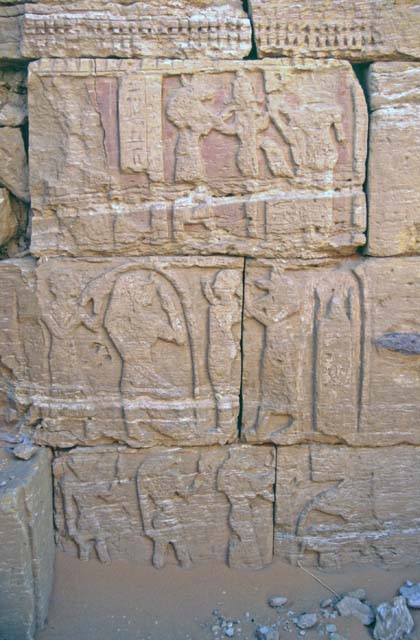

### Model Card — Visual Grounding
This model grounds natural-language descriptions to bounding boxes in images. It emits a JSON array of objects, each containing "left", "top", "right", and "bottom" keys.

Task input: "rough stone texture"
[
  {"left": 275, "top": 444, "right": 420, "bottom": 569},
  {"left": 242, "top": 257, "right": 420, "bottom": 446},
  {"left": 0, "top": 126, "right": 29, "bottom": 202},
  {"left": 0, "top": 66, "right": 27, "bottom": 127},
  {"left": 0, "top": 256, "right": 243, "bottom": 448},
  {"left": 53, "top": 445, "right": 275, "bottom": 569},
  {"left": 249, "top": 0, "right": 420, "bottom": 61},
  {"left": 373, "top": 596, "right": 414, "bottom": 640},
  {"left": 0, "top": 1, "right": 251, "bottom": 61},
  {"left": 400, "top": 582, "right": 420, "bottom": 608},
  {"left": 367, "top": 62, "right": 420, "bottom": 256},
  {"left": 0, "top": 447, "right": 54, "bottom": 640},
  {"left": 28, "top": 58, "right": 367, "bottom": 259},
  {"left": 0, "top": 187, "right": 19, "bottom": 247}
]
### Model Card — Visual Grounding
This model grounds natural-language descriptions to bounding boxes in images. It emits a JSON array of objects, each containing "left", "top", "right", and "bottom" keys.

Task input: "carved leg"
[
  {"left": 173, "top": 540, "right": 192, "bottom": 569},
  {"left": 152, "top": 540, "right": 167, "bottom": 569},
  {"left": 96, "top": 538, "right": 111, "bottom": 564}
]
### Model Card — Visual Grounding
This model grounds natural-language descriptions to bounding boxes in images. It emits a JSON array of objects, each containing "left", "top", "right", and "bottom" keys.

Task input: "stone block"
[
  {"left": 53, "top": 444, "right": 275, "bottom": 569},
  {"left": 0, "top": 1, "right": 251, "bottom": 61},
  {"left": 28, "top": 58, "right": 367, "bottom": 259},
  {"left": 242, "top": 257, "right": 420, "bottom": 446},
  {"left": 0, "top": 447, "right": 54, "bottom": 640},
  {"left": 249, "top": 0, "right": 420, "bottom": 61},
  {"left": 367, "top": 62, "right": 420, "bottom": 256},
  {"left": 0, "top": 256, "right": 243, "bottom": 448},
  {"left": 275, "top": 444, "right": 420, "bottom": 568}
]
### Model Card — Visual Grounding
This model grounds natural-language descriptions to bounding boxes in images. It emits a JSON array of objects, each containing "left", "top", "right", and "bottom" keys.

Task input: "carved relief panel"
[
  {"left": 0, "top": 1, "right": 251, "bottom": 61},
  {"left": 54, "top": 445, "right": 275, "bottom": 569},
  {"left": 0, "top": 257, "right": 243, "bottom": 448},
  {"left": 242, "top": 257, "right": 420, "bottom": 446},
  {"left": 249, "top": 0, "right": 420, "bottom": 61},
  {"left": 29, "top": 58, "right": 367, "bottom": 259},
  {"left": 275, "top": 444, "right": 420, "bottom": 568}
]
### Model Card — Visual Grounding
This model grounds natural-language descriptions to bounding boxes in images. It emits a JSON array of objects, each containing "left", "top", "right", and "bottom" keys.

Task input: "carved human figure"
[
  {"left": 105, "top": 270, "right": 187, "bottom": 400},
  {"left": 202, "top": 269, "right": 242, "bottom": 429},
  {"left": 228, "top": 71, "right": 270, "bottom": 178},
  {"left": 265, "top": 95, "right": 345, "bottom": 186},
  {"left": 166, "top": 75, "right": 234, "bottom": 183},
  {"left": 246, "top": 268, "right": 303, "bottom": 437},
  {"left": 217, "top": 448, "right": 273, "bottom": 568},
  {"left": 60, "top": 476, "right": 113, "bottom": 563},
  {"left": 42, "top": 272, "right": 88, "bottom": 389},
  {"left": 136, "top": 454, "right": 205, "bottom": 569}
]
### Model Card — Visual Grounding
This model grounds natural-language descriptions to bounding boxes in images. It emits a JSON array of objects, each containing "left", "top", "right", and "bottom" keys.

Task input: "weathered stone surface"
[
  {"left": 0, "top": 256, "right": 243, "bottom": 448},
  {"left": 400, "top": 582, "right": 420, "bottom": 608},
  {"left": 336, "top": 596, "right": 375, "bottom": 625},
  {"left": 275, "top": 445, "right": 420, "bottom": 568},
  {"left": 373, "top": 597, "right": 414, "bottom": 640},
  {"left": 0, "top": 126, "right": 29, "bottom": 202},
  {"left": 367, "top": 62, "right": 420, "bottom": 256},
  {"left": 249, "top": 0, "right": 420, "bottom": 61},
  {"left": 243, "top": 257, "right": 420, "bottom": 446},
  {"left": 0, "top": 447, "right": 54, "bottom": 640},
  {"left": 53, "top": 445, "right": 275, "bottom": 569},
  {"left": 28, "top": 58, "right": 367, "bottom": 259},
  {"left": 0, "top": 1, "right": 251, "bottom": 61},
  {"left": 0, "top": 66, "right": 27, "bottom": 127},
  {"left": 0, "top": 187, "right": 18, "bottom": 247}
]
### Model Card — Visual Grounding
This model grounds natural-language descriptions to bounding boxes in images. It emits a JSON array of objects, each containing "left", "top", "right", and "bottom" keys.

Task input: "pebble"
[
  {"left": 325, "top": 624, "right": 337, "bottom": 633},
  {"left": 346, "top": 588, "right": 367, "bottom": 601},
  {"left": 268, "top": 596, "right": 288, "bottom": 608},
  {"left": 296, "top": 613, "right": 318, "bottom": 630},
  {"left": 329, "top": 635, "right": 347, "bottom": 640},
  {"left": 12, "top": 442, "right": 38, "bottom": 460},
  {"left": 320, "top": 598, "right": 333, "bottom": 609},
  {"left": 373, "top": 596, "right": 414, "bottom": 640},
  {"left": 255, "top": 625, "right": 280, "bottom": 640},
  {"left": 336, "top": 596, "right": 375, "bottom": 625},
  {"left": 399, "top": 581, "right": 420, "bottom": 608},
  {"left": 225, "top": 629, "right": 234, "bottom": 638}
]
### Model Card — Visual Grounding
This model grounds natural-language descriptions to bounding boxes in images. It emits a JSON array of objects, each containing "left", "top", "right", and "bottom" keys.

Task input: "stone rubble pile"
[
  {"left": 0, "top": 1, "right": 419, "bottom": 638},
  {"left": 204, "top": 582, "right": 420, "bottom": 639}
]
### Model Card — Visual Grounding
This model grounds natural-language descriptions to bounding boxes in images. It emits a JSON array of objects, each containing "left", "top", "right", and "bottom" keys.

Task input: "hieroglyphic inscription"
[
  {"left": 119, "top": 75, "right": 164, "bottom": 181},
  {"left": 54, "top": 445, "right": 275, "bottom": 569}
]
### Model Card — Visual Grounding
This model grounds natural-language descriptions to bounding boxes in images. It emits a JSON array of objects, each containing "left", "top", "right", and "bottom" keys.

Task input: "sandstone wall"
[{"left": 0, "top": 0, "right": 419, "bottom": 582}]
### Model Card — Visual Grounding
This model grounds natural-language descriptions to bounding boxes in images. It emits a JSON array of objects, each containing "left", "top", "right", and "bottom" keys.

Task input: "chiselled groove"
[
  {"left": 311, "top": 289, "right": 321, "bottom": 433},
  {"left": 237, "top": 258, "right": 246, "bottom": 439}
]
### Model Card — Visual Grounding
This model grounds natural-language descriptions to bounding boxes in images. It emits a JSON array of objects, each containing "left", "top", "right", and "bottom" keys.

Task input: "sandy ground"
[{"left": 37, "top": 552, "right": 420, "bottom": 640}]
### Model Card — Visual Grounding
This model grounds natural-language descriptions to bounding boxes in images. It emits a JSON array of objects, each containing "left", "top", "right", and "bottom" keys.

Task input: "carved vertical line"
[
  {"left": 311, "top": 289, "right": 321, "bottom": 432},
  {"left": 271, "top": 445, "right": 278, "bottom": 561},
  {"left": 237, "top": 257, "right": 246, "bottom": 439},
  {"left": 353, "top": 268, "right": 366, "bottom": 432}
]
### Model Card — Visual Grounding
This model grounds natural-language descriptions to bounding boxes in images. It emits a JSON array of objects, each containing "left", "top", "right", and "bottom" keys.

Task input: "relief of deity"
[
  {"left": 202, "top": 269, "right": 242, "bottom": 430},
  {"left": 246, "top": 268, "right": 303, "bottom": 437}
]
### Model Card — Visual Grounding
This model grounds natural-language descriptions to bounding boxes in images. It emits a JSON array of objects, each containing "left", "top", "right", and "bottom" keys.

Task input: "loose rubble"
[{"left": 204, "top": 578, "right": 420, "bottom": 639}]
